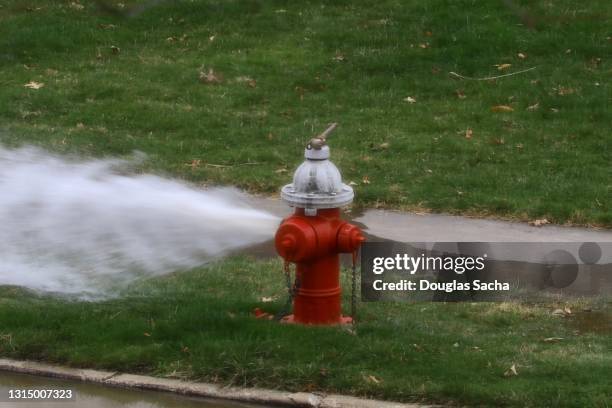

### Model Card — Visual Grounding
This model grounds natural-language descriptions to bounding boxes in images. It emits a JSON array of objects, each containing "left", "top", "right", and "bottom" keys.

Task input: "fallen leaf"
[
  {"left": 348, "top": 181, "right": 358, "bottom": 186},
  {"left": 260, "top": 296, "right": 275, "bottom": 303},
  {"left": 379, "top": 142, "right": 390, "bottom": 149},
  {"left": 465, "top": 128, "right": 473, "bottom": 140},
  {"left": 274, "top": 168, "right": 287, "bottom": 174},
  {"left": 491, "top": 137, "right": 505, "bottom": 145},
  {"left": 333, "top": 52, "right": 346, "bottom": 62},
  {"left": 418, "top": 43, "right": 429, "bottom": 49},
  {"left": 403, "top": 96, "right": 416, "bottom": 103},
  {"left": 543, "top": 337, "right": 564, "bottom": 343},
  {"left": 517, "top": 52, "right": 527, "bottom": 59},
  {"left": 552, "top": 308, "right": 569, "bottom": 317},
  {"left": 491, "top": 105, "right": 514, "bottom": 112},
  {"left": 556, "top": 86, "right": 575, "bottom": 96},
  {"left": 76, "top": 123, "right": 85, "bottom": 130},
  {"left": 199, "top": 68, "right": 223, "bottom": 84},
  {"left": 504, "top": 364, "right": 518, "bottom": 377},
  {"left": 364, "top": 374, "right": 382, "bottom": 384},
  {"left": 143, "top": 332, "right": 151, "bottom": 337},
  {"left": 362, "top": 176, "right": 371, "bottom": 184},
  {"left": 495, "top": 63, "right": 512, "bottom": 71},
  {"left": 529, "top": 218, "right": 549, "bottom": 227},
  {"left": 455, "top": 89, "right": 466, "bottom": 99},
  {"left": 24, "top": 81, "right": 44, "bottom": 90},
  {"left": 526, "top": 102, "right": 539, "bottom": 111}
]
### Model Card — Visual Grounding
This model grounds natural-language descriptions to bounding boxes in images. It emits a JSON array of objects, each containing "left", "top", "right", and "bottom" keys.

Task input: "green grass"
[
  {"left": 0, "top": 256, "right": 610, "bottom": 407},
  {"left": 0, "top": 0, "right": 610, "bottom": 225}
]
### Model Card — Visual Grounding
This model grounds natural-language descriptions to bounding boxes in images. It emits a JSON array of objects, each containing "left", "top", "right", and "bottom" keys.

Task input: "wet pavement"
[{"left": 0, "top": 372, "right": 261, "bottom": 408}]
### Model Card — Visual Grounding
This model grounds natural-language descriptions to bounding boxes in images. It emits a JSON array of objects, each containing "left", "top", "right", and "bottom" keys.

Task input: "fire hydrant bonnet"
[{"left": 281, "top": 145, "right": 354, "bottom": 209}]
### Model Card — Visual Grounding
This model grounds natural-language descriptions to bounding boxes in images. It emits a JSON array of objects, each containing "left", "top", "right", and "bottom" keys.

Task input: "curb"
[{"left": 0, "top": 359, "right": 431, "bottom": 408}]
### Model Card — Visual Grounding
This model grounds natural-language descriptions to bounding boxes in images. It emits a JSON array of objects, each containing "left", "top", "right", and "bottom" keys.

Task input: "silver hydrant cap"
[{"left": 280, "top": 143, "right": 354, "bottom": 209}]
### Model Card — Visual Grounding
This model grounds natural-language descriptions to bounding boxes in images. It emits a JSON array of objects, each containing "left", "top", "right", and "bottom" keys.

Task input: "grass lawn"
[
  {"left": 0, "top": 256, "right": 610, "bottom": 407},
  {"left": 0, "top": 0, "right": 610, "bottom": 226}
]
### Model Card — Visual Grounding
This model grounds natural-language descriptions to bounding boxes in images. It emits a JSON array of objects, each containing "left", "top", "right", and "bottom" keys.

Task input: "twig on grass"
[{"left": 449, "top": 67, "right": 537, "bottom": 81}]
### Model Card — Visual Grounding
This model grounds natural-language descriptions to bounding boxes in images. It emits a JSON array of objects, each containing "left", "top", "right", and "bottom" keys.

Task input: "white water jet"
[{"left": 0, "top": 146, "right": 280, "bottom": 296}]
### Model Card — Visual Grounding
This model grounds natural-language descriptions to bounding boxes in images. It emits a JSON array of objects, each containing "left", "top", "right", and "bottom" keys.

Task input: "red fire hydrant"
[{"left": 274, "top": 124, "right": 365, "bottom": 325}]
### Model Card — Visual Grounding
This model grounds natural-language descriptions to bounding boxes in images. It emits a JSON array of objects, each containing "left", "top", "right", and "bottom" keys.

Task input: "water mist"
[{"left": 0, "top": 146, "right": 279, "bottom": 296}]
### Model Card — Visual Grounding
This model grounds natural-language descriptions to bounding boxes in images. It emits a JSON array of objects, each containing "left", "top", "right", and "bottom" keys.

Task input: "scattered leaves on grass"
[
  {"left": 504, "top": 364, "right": 518, "bottom": 377},
  {"left": 491, "top": 105, "right": 514, "bottom": 112},
  {"left": 403, "top": 96, "right": 417, "bottom": 103},
  {"left": 24, "top": 81, "right": 44, "bottom": 90},
  {"left": 199, "top": 68, "right": 223, "bottom": 84},
  {"left": 465, "top": 128, "right": 473, "bottom": 140},
  {"left": 528, "top": 218, "right": 549, "bottom": 227},
  {"left": 495, "top": 63, "right": 512, "bottom": 71}
]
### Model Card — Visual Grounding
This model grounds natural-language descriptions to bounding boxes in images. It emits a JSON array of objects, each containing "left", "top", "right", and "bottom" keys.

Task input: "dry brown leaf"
[
  {"left": 528, "top": 218, "right": 549, "bottom": 227},
  {"left": 491, "top": 105, "right": 514, "bottom": 112},
  {"left": 365, "top": 374, "right": 382, "bottom": 384},
  {"left": 333, "top": 52, "right": 346, "bottom": 62},
  {"left": 24, "top": 81, "right": 44, "bottom": 90},
  {"left": 144, "top": 332, "right": 151, "bottom": 337},
  {"left": 504, "top": 364, "right": 518, "bottom": 377},
  {"left": 455, "top": 89, "right": 466, "bottom": 99},
  {"left": 527, "top": 102, "right": 539, "bottom": 111},
  {"left": 362, "top": 176, "right": 371, "bottom": 184},
  {"left": 199, "top": 68, "right": 223, "bottom": 84},
  {"left": 465, "top": 128, "right": 473, "bottom": 140},
  {"left": 556, "top": 86, "right": 575, "bottom": 96},
  {"left": 495, "top": 63, "right": 512, "bottom": 71}
]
